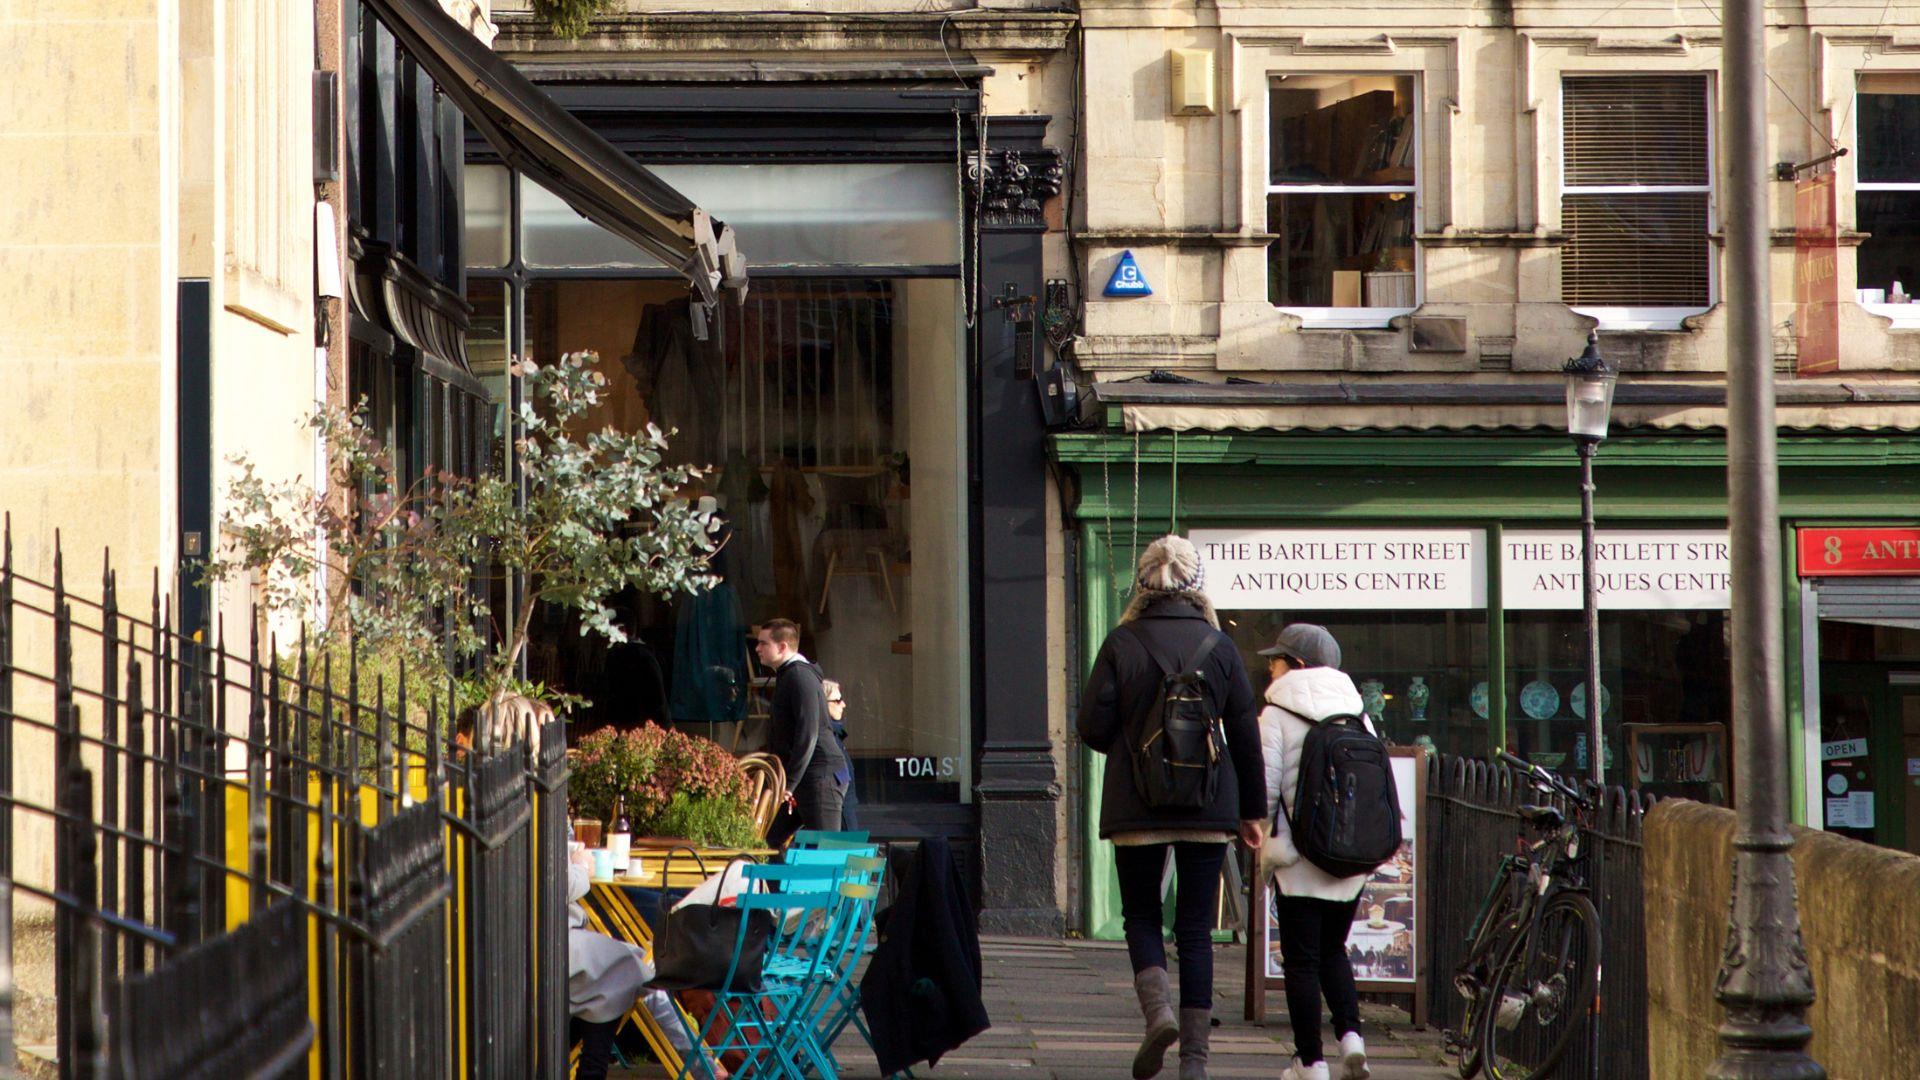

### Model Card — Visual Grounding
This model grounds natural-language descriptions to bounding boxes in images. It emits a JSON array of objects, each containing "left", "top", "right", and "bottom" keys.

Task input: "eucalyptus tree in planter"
[{"left": 205, "top": 350, "right": 719, "bottom": 750}]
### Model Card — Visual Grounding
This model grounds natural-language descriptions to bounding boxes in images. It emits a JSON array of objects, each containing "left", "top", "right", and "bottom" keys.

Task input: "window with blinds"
[{"left": 1561, "top": 75, "right": 1712, "bottom": 310}]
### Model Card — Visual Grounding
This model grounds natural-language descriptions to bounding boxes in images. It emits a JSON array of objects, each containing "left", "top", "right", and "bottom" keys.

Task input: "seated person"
[{"left": 568, "top": 849, "right": 726, "bottom": 1080}]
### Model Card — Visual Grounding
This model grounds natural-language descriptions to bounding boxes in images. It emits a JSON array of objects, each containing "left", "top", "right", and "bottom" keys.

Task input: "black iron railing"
[
  {"left": 0, "top": 524, "right": 570, "bottom": 1079},
  {"left": 1424, "top": 754, "right": 1655, "bottom": 1080}
]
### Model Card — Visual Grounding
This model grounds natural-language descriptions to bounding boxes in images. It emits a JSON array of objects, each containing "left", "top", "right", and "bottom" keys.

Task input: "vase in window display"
[
  {"left": 1360, "top": 679, "right": 1387, "bottom": 726},
  {"left": 1407, "top": 676, "right": 1429, "bottom": 722}
]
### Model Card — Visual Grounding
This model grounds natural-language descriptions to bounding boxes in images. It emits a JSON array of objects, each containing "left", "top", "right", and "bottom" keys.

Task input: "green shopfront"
[{"left": 1051, "top": 425, "right": 1920, "bottom": 938}]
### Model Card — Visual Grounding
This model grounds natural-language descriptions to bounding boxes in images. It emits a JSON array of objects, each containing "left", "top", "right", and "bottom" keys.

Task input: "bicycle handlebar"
[{"left": 1497, "top": 751, "right": 1596, "bottom": 809}]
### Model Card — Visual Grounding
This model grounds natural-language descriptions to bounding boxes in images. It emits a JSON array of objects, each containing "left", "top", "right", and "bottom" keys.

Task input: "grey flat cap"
[{"left": 1257, "top": 623, "right": 1342, "bottom": 668}]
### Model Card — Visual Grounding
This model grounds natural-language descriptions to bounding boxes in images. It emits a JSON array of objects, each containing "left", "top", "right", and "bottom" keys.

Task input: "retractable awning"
[
  {"left": 363, "top": 0, "right": 744, "bottom": 305},
  {"left": 1085, "top": 378, "right": 1920, "bottom": 433}
]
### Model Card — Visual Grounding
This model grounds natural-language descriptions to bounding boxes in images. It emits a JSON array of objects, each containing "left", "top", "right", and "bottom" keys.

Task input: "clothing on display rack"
[
  {"left": 768, "top": 459, "right": 817, "bottom": 637},
  {"left": 670, "top": 581, "right": 750, "bottom": 727},
  {"left": 624, "top": 297, "right": 725, "bottom": 470}
]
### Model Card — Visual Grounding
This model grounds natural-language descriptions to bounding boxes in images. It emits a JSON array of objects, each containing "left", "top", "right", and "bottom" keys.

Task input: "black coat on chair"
[{"left": 859, "top": 837, "right": 990, "bottom": 1075}]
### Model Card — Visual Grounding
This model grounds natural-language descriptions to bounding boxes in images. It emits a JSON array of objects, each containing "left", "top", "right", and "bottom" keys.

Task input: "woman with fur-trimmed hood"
[{"left": 1076, "top": 535, "right": 1267, "bottom": 1080}]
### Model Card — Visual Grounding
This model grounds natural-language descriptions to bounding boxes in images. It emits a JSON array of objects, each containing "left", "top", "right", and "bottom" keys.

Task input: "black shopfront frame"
[{"left": 466, "top": 84, "right": 1062, "bottom": 930}]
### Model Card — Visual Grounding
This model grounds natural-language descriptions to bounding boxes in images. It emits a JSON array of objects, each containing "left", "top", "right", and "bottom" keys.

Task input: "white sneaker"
[
  {"left": 1337, "top": 1032, "right": 1370, "bottom": 1079},
  {"left": 1282, "top": 1059, "right": 1330, "bottom": 1080}
]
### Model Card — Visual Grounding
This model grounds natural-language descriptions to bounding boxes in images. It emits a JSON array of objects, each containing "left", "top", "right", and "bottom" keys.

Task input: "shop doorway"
[{"left": 1816, "top": 621, "right": 1920, "bottom": 855}]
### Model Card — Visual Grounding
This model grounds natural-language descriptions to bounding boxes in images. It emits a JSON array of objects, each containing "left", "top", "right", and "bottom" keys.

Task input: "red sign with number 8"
[{"left": 1798, "top": 527, "right": 1920, "bottom": 576}]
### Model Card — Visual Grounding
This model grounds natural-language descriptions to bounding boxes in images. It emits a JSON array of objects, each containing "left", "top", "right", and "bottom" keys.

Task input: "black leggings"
[
  {"left": 1275, "top": 894, "right": 1363, "bottom": 1065},
  {"left": 570, "top": 1016, "right": 619, "bottom": 1080},
  {"left": 1113, "top": 841, "right": 1227, "bottom": 1010}
]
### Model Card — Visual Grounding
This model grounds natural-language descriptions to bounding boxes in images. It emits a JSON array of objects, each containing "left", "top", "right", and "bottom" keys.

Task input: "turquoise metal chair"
[
  {"left": 799, "top": 855, "right": 890, "bottom": 1078},
  {"left": 669, "top": 863, "right": 844, "bottom": 1080},
  {"left": 790, "top": 830, "right": 870, "bottom": 848}
]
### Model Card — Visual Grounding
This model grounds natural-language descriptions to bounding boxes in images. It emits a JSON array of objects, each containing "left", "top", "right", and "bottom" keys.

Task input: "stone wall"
[{"left": 1643, "top": 799, "right": 1920, "bottom": 1078}]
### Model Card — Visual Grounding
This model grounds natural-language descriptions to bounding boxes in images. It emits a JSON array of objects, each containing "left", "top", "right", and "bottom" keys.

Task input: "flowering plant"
[{"left": 569, "top": 723, "right": 755, "bottom": 847}]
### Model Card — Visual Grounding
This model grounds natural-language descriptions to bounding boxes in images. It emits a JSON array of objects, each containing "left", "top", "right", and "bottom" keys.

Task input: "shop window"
[
  {"left": 1854, "top": 74, "right": 1920, "bottom": 326},
  {"left": 1266, "top": 75, "right": 1418, "bottom": 327},
  {"left": 519, "top": 164, "right": 959, "bottom": 270},
  {"left": 464, "top": 165, "right": 513, "bottom": 269},
  {"left": 1222, "top": 609, "right": 1488, "bottom": 761},
  {"left": 1504, "top": 610, "right": 1731, "bottom": 803},
  {"left": 525, "top": 277, "right": 970, "bottom": 806},
  {"left": 464, "top": 280, "right": 513, "bottom": 460},
  {"left": 1560, "top": 75, "right": 1714, "bottom": 328}
]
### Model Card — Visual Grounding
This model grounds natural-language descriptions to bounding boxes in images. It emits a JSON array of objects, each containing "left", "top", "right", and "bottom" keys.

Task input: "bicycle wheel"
[
  {"left": 1479, "top": 891, "right": 1600, "bottom": 1080},
  {"left": 1454, "top": 872, "right": 1528, "bottom": 1079}
]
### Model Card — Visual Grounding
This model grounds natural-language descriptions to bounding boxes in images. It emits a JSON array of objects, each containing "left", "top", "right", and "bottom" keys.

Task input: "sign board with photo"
[{"left": 1245, "top": 747, "right": 1427, "bottom": 1025}]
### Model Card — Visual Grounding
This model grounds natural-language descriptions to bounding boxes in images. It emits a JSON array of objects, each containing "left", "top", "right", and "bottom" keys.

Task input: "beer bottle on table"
[{"left": 610, "top": 795, "right": 633, "bottom": 874}]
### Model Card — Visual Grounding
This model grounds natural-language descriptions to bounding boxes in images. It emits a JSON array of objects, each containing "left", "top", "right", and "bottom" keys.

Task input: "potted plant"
[{"left": 568, "top": 723, "right": 759, "bottom": 851}]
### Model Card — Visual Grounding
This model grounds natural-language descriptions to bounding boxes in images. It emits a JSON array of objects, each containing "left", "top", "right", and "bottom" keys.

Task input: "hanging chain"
[
  {"left": 1129, "top": 429, "right": 1142, "bottom": 595},
  {"left": 1102, "top": 446, "right": 1116, "bottom": 618},
  {"left": 1171, "top": 428, "right": 1180, "bottom": 534}
]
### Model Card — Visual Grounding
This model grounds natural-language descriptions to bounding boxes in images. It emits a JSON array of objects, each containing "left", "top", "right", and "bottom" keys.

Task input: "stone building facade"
[
  {"left": 1078, "top": 0, "right": 1920, "bottom": 383},
  {"left": 485, "top": 0, "right": 1079, "bottom": 932},
  {"left": 1058, "top": 0, "right": 1920, "bottom": 936}
]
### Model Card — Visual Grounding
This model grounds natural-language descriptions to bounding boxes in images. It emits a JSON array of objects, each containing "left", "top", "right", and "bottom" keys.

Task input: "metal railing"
[
  {"left": 1423, "top": 753, "right": 1655, "bottom": 1080},
  {"left": 0, "top": 524, "right": 570, "bottom": 1079}
]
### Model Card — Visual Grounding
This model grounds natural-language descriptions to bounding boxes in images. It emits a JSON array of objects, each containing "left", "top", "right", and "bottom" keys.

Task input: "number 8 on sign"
[{"left": 1826, "top": 535, "right": 1843, "bottom": 564}]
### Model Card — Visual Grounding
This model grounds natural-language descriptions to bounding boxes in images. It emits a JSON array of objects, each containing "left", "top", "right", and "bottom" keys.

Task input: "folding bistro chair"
[
  {"left": 774, "top": 870, "right": 884, "bottom": 1080},
  {"left": 789, "top": 830, "right": 870, "bottom": 848},
  {"left": 574, "top": 890, "right": 697, "bottom": 1076},
  {"left": 667, "top": 863, "right": 846, "bottom": 1080}
]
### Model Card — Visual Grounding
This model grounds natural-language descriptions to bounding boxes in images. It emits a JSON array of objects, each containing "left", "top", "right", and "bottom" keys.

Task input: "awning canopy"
[
  {"left": 1085, "top": 378, "right": 1920, "bottom": 433},
  {"left": 364, "top": 0, "right": 744, "bottom": 305}
]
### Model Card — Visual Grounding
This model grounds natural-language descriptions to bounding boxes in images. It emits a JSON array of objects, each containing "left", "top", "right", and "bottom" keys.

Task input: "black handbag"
[{"left": 650, "top": 851, "right": 775, "bottom": 993}]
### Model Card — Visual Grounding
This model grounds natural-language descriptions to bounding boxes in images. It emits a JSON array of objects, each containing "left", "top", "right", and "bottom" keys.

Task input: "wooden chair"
[{"left": 738, "top": 753, "right": 787, "bottom": 841}]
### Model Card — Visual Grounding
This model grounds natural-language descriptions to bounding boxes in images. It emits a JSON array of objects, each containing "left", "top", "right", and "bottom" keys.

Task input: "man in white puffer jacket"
[{"left": 1256, "top": 624, "right": 1372, "bottom": 1080}]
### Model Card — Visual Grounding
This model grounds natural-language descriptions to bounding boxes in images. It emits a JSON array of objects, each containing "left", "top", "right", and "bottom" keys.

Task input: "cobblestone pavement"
[{"left": 618, "top": 935, "right": 1457, "bottom": 1078}]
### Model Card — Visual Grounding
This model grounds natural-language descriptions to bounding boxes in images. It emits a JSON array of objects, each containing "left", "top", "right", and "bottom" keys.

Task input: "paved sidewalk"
[{"left": 620, "top": 934, "right": 1455, "bottom": 1078}]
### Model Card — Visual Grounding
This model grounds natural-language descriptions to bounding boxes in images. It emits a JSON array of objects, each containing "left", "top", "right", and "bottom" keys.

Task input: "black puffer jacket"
[{"left": 1076, "top": 597, "right": 1266, "bottom": 837}]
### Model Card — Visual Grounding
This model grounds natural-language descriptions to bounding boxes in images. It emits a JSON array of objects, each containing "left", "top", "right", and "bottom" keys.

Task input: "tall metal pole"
[
  {"left": 1710, "top": 0, "right": 1823, "bottom": 1076},
  {"left": 1578, "top": 440, "right": 1603, "bottom": 787}
]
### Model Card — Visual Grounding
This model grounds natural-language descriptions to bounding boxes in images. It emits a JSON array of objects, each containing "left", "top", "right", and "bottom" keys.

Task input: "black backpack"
[
  {"left": 1125, "top": 626, "right": 1229, "bottom": 810},
  {"left": 1284, "top": 713, "right": 1402, "bottom": 878}
]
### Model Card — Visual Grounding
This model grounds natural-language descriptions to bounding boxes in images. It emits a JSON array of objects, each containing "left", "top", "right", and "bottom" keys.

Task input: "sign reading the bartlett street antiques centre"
[
  {"left": 1190, "top": 529, "right": 1486, "bottom": 609},
  {"left": 1501, "top": 529, "right": 1732, "bottom": 610}
]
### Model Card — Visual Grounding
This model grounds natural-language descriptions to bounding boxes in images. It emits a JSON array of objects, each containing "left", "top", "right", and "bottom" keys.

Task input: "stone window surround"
[
  {"left": 1556, "top": 71, "right": 1718, "bottom": 332},
  {"left": 1263, "top": 71, "right": 1422, "bottom": 330},
  {"left": 1828, "top": 38, "right": 1920, "bottom": 329},
  {"left": 1522, "top": 36, "right": 1729, "bottom": 332},
  {"left": 1220, "top": 34, "right": 1456, "bottom": 348}
]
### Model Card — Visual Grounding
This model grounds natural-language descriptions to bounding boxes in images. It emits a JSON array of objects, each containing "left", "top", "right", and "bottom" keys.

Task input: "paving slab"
[{"left": 612, "top": 935, "right": 1455, "bottom": 1078}]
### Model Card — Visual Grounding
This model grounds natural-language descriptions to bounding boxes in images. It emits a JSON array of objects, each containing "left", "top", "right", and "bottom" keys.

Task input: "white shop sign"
[
  {"left": 1501, "top": 529, "right": 1732, "bottom": 611},
  {"left": 1189, "top": 528, "right": 1486, "bottom": 610}
]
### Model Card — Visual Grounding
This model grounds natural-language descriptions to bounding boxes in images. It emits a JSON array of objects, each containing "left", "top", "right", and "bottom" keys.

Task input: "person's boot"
[
  {"left": 1131, "top": 967, "right": 1178, "bottom": 1078},
  {"left": 1177, "top": 1007, "right": 1211, "bottom": 1080}
]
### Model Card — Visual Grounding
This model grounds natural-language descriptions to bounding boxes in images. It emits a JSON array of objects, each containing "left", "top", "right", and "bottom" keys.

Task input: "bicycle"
[{"left": 1448, "top": 752, "right": 1603, "bottom": 1080}]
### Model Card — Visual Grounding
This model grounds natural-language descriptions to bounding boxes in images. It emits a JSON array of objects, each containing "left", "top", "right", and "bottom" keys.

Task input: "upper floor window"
[
  {"left": 1267, "top": 75, "right": 1418, "bottom": 328},
  {"left": 1561, "top": 75, "right": 1713, "bottom": 328},
  {"left": 1854, "top": 74, "right": 1920, "bottom": 323}
]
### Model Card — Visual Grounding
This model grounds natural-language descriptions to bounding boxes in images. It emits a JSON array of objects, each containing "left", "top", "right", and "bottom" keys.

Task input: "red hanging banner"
[
  {"left": 1798, "top": 527, "right": 1920, "bottom": 576},
  {"left": 1794, "top": 172, "right": 1841, "bottom": 376}
]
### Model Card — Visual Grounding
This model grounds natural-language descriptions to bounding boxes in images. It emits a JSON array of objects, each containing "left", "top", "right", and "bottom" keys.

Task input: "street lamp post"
[
  {"left": 1712, "top": 0, "right": 1823, "bottom": 1075},
  {"left": 1563, "top": 331, "right": 1614, "bottom": 787}
]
